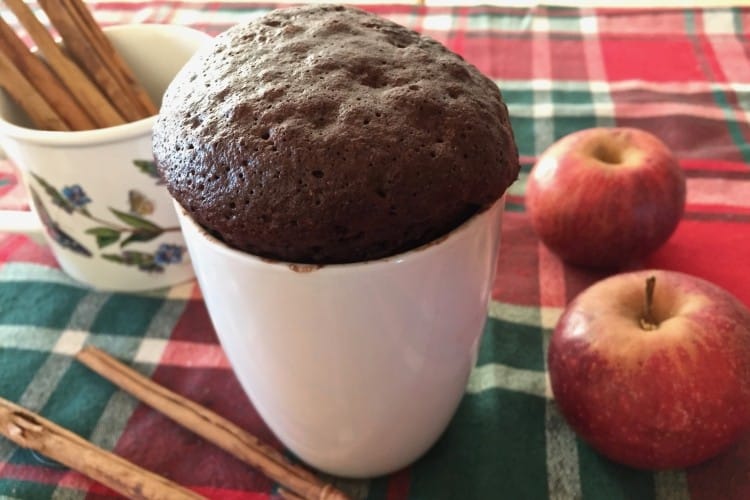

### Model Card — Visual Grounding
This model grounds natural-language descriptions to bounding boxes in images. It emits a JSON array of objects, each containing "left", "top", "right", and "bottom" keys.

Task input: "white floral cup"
[
  {"left": 176, "top": 196, "right": 505, "bottom": 477},
  {"left": 0, "top": 24, "right": 211, "bottom": 291}
]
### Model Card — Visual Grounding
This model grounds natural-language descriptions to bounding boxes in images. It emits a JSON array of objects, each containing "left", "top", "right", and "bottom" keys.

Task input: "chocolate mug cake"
[{"left": 153, "top": 4, "right": 519, "bottom": 264}]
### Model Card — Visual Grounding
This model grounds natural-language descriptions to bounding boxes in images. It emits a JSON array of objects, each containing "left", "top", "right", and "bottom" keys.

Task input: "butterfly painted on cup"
[
  {"left": 128, "top": 189, "right": 155, "bottom": 216},
  {"left": 29, "top": 163, "right": 185, "bottom": 273}
]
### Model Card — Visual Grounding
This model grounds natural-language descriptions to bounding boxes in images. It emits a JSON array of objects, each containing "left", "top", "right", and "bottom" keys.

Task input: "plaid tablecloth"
[{"left": 0, "top": 2, "right": 749, "bottom": 499}]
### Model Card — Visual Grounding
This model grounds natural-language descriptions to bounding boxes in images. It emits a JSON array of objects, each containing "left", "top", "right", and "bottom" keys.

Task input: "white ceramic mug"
[
  {"left": 0, "top": 24, "right": 211, "bottom": 291},
  {"left": 176, "top": 196, "right": 505, "bottom": 477}
]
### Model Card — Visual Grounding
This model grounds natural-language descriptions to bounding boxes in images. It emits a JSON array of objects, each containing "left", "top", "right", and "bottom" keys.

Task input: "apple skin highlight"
[
  {"left": 548, "top": 269, "right": 750, "bottom": 470},
  {"left": 526, "top": 127, "right": 686, "bottom": 270}
]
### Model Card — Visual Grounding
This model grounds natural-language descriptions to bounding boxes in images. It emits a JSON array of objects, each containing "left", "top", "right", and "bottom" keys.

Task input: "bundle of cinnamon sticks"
[{"left": 0, "top": 0, "right": 156, "bottom": 131}]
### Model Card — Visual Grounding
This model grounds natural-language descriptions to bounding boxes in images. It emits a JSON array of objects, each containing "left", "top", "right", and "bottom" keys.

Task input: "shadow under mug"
[{"left": 0, "top": 24, "right": 211, "bottom": 292}]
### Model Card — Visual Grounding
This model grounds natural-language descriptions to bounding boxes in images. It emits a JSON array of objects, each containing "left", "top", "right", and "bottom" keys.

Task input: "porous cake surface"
[{"left": 154, "top": 4, "right": 519, "bottom": 264}]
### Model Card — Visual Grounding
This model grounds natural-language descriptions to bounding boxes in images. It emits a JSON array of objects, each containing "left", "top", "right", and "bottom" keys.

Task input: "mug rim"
[
  {"left": 176, "top": 195, "right": 505, "bottom": 273},
  {"left": 0, "top": 24, "right": 207, "bottom": 147}
]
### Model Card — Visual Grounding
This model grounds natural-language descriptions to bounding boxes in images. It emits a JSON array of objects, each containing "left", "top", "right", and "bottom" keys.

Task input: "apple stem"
[{"left": 640, "top": 276, "right": 658, "bottom": 331}]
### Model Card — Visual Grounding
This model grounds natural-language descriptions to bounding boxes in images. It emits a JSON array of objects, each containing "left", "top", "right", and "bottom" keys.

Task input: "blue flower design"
[
  {"left": 62, "top": 185, "right": 91, "bottom": 207},
  {"left": 154, "top": 243, "right": 184, "bottom": 265}
]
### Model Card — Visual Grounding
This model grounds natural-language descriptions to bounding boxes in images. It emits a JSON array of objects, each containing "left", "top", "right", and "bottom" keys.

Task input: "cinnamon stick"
[
  {"left": 64, "top": 0, "right": 157, "bottom": 118},
  {"left": 2, "top": 0, "right": 125, "bottom": 128},
  {"left": 0, "top": 396, "right": 204, "bottom": 500},
  {"left": 280, "top": 488, "right": 308, "bottom": 500},
  {"left": 0, "top": 48, "right": 69, "bottom": 130},
  {"left": 0, "top": 14, "right": 94, "bottom": 130},
  {"left": 37, "top": 0, "right": 141, "bottom": 122},
  {"left": 76, "top": 346, "right": 349, "bottom": 500}
]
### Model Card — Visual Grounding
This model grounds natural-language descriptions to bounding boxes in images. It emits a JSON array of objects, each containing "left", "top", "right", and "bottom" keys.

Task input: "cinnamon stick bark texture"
[
  {"left": 65, "top": 0, "right": 158, "bottom": 118},
  {"left": 38, "top": 0, "right": 156, "bottom": 121},
  {"left": 38, "top": 0, "right": 141, "bottom": 122},
  {"left": 0, "top": 48, "right": 69, "bottom": 130},
  {"left": 280, "top": 488, "right": 309, "bottom": 500},
  {"left": 3, "top": 0, "right": 125, "bottom": 128},
  {"left": 0, "top": 14, "right": 95, "bottom": 130},
  {"left": 0, "top": 397, "right": 204, "bottom": 500},
  {"left": 76, "top": 346, "right": 350, "bottom": 500}
]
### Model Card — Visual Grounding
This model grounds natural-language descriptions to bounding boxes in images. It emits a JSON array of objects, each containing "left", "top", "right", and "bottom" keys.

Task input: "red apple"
[
  {"left": 526, "top": 127, "right": 686, "bottom": 269},
  {"left": 548, "top": 269, "right": 750, "bottom": 470}
]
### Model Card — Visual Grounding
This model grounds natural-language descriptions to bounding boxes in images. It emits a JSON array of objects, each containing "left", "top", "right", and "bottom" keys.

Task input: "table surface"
[{"left": 0, "top": 2, "right": 749, "bottom": 499}]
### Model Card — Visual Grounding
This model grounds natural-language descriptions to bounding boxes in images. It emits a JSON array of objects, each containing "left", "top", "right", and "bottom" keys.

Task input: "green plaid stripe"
[
  {"left": 503, "top": 83, "right": 613, "bottom": 158},
  {"left": 0, "top": 3, "right": 748, "bottom": 499},
  {"left": 0, "top": 261, "right": 682, "bottom": 499},
  {"left": 682, "top": 11, "right": 750, "bottom": 163},
  {"left": 0, "top": 262, "right": 189, "bottom": 498},
  {"left": 500, "top": 79, "right": 750, "bottom": 159},
  {"left": 478, "top": 290, "right": 690, "bottom": 500}
]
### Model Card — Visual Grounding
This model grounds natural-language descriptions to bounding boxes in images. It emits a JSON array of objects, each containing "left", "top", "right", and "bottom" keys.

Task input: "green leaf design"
[
  {"left": 103, "top": 250, "right": 152, "bottom": 266},
  {"left": 31, "top": 188, "right": 92, "bottom": 257},
  {"left": 133, "top": 159, "right": 160, "bottom": 180},
  {"left": 136, "top": 262, "right": 165, "bottom": 273},
  {"left": 120, "top": 230, "right": 162, "bottom": 248},
  {"left": 85, "top": 227, "right": 121, "bottom": 248},
  {"left": 103, "top": 250, "right": 165, "bottom": 273},
  {"left": 109, "top": 208, "right": 162, "bottom": 232},
  {"left": 123, "top": 250, "right": 154, "bottom": 265},
  {"left": 102, "top": 254, "right": 125, "bottom": 264},
  {"left": 31, "top": 173, "right": 74, "bottom": 213}
]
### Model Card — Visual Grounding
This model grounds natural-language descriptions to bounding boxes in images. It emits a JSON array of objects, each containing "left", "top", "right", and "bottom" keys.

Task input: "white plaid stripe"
[
  {"left": 51, "top": 480, "right": 89, "bottom": 500},
  {"left": 546, "top": 400, "right": 583, "bottom": 500},
  {"left": 579, "top": 12, "right": 598, "bottom": 35},
  {"left": 536, "top": 240, "right": 585, "bottom": 500},
  {"left": 106, "top": 7, "right": 269, "bottom": 27},
  {"left": 688, "top": 178, "right": 750, "bottom": 208},
  {"left": 507, "top": 171, "right": 527, "bottom": 198},
  {"left": 580, "top": 13, "right": 616, "bottom": 127},
  {"left": 134, "top": 338, "right": 168, "bottom": 365},
  {"left": 531, "top": 15, "right": 555, "bottom": 155},
  {"left": 488, "top": 301, "right": 563, "bottom": 329},
  {"left": 466, "top": 363, "right": 548, "bottom": 398},
  {"left": 0, "top": 327, "right": 227, "bottom": 368},
  {"left": 66, "top": 294, "right": 112, "bottom": 331},
  {"left": 702, "top": 9, "right": 737, "bottom": 34},
  {"left": 0, "top": 263, "right": 86, "bottom": 288},
  {"left": 166, "top": 280, "right": 199, "bottom": 300},
  {"left": 511, "top": 101, "right": 737, "bottom": 121},
  {"left": 0, "top": 327, "right": 148, "bottom": 355},
  {"left": 52, "top": 330, "right": 88, "bottom": 356},
  {"left": 0, "top": 326, "right": 61, "bottom": 352},
  {"left": 655, "top": 470, "right": 691, "bottom": 500},
  {"left": 52, "top": 288, "right": 189, "bottom": 497},
  {"left": 143, "top": 295, "right": 190, "bottom": 341},
  {"left": 498, "top": 79, "right": 750, "bottom": 94},
  {"left": 423, "top": 14, "right": 454, "bottom": 31},
  {"left": 540, "top": 307, "right": 564, "bottom": 331},
  {"left": 706, "top": 42, "right": 750, "bottom": 106},
  {"left": 0, "top": 292, "right": 107, "bottom": 463},
  {"left": 0, "top": 263, "right": 195, "bottom": 299},
  {"left": 86, "top": 391, "right": 140, "bottom": 453}
]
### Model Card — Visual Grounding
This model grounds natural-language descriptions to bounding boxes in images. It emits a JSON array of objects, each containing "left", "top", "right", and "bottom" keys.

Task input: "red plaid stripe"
[{"left": 0, "top": 3, "right": 748, "bottom": 499}]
